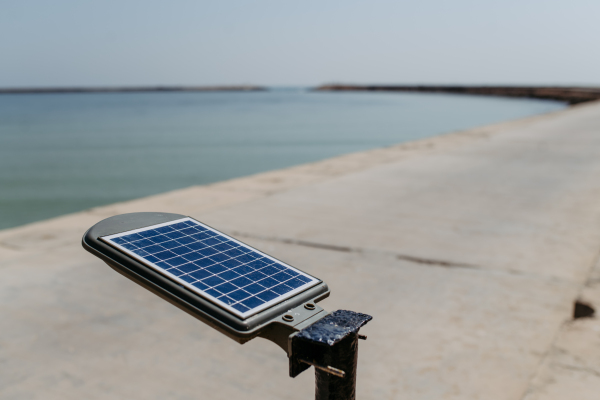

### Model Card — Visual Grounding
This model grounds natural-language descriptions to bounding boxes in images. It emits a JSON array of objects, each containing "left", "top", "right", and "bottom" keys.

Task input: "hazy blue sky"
[{"left": 1, "top": 0, "right": 599, "bottom": 87}]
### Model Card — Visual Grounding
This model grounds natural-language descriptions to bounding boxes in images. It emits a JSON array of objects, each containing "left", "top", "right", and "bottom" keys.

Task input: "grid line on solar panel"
[{"left": 102, "top": 218, "right": 318, "bottom": 318}]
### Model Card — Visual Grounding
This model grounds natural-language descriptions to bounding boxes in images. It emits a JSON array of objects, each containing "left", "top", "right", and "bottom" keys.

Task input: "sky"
[{"left": 1, "top": 0, "right": 599, "bottom": 87}]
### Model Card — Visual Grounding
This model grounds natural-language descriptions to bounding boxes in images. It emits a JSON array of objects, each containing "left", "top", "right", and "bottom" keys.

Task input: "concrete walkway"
[{"left": 2, "top": 101, "right": 600, "bottom": 400}]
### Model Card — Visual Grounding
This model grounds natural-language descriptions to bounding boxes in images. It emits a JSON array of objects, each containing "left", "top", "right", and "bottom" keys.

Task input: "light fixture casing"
[{"left": 82, "top": 212, "right": 330, "bottom": 345}]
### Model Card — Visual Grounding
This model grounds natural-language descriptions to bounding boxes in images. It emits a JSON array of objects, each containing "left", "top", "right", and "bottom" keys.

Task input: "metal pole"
[
  {"left": 289, "top": 310, "right": 372, "bottom": 400},
  {"left": 314, "top": 332, "right": 359, "bottom": 400}
]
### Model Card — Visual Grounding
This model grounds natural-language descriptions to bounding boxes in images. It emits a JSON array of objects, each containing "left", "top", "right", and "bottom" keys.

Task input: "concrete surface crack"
[
  {"left": 556, "top": 363, "right": 600, "bottom": 378},
  {"left": 228, "top": 230, "right": 479, "bottom": 270},
  {"left": 0, "top": 241, "right": 20, "bottom": 250},
  {"left": 395, "top": 254, "right": 479, "bottom": 269},
  {"left": 228, "top": 231, "right": 354, "bottom": 253},
  {"left": 518, "top": 245, "right": 600, "bottom": 400}
]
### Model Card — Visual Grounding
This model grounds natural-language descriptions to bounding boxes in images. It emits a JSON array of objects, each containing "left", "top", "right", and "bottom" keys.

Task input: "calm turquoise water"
[{"left": 0, "top": 89, "right": 565, "bottom": 230}]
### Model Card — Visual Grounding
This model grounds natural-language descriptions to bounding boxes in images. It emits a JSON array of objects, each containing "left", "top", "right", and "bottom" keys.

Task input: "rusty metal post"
[
  {"left": 289, "top": 310, "right": 372, "bottom": 400},
  {"left": 314, "top": 332, "right": 360, "bottom": 400}
]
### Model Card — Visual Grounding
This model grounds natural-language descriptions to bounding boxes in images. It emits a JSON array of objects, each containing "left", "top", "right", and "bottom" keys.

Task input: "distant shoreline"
[
  {"left": 314, "top": 85, "right": 600, "bottom": 105},
  {"left": 4, "top": 85, "right": 600, "bottom": 105},
  {"left": 0, "top": 85, "right": 267, "bottom": 94}
]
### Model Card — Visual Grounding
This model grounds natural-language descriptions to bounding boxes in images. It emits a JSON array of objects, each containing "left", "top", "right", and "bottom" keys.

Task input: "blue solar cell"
[
  {"left": 192, "top": 281, "right": 209, "bottom": 290},
  {"left": 169, "top": 268, "right": 186, "bottom": 277},
  {"left": 221, "top": 259, "right": 242, "bottom": 269},
  {"left": 236, "top": 254, "right": 256, "bottom": 263},
  {"left": 214, "top": 282, "right": 237, "bottom": 295},
  {"left": 111, "top": 237, "right": 129, "bottom": 245},
  {"left": 143, "top": 244, "right": 166, "bottom": 253},
  {"left": 121, "top": 242, "right": 139, "bottom": 251},
  {"left": 149, "top": 235, "right": 170, "bottom": 244},
  {"left": 218, "top": 270, "right": 241, "bottom": 280},
  {"left": 287, "top": 270, "right": 300, "bottom": 277},
  {"left": 137, "top": 229, "right": 158, "bottom": 238},
  {"left": 229, "top": 289, "right": 252, "bottom": 301},
  {"left": 170, "top": 246, "right": 192, "bottom": 256},
  {"left": 175, "top": 236, "right": 196, "bottom": 245},
  {"left": 197, "top": 248, "right": 218, "bottom": 257},
  {"left": 180, "top": 275, "right": 196, "bottom": 283},
  {"left": 271, "top": 284, "right": 293, "bottom": 295},
  {"left": 191, "top": 232, "right": 211, "bottom": 241},
  {"left": 257, "top": 290, "right": 279, "bottom": 302},
  {"left": 202, "top": 276, "right": 226, "bottom": 287},
  {"left": 102, "top": 218, "right": 319, "bottom": 319},
  {"left": 248, "top": 260, "right": 267, "bottom": 269},
  {"left": 286, "top": 278, "right": 305, "bottom": 288},
  {"left": 160, "top": 240, "right": 182, "bottom": 249},
  {"left": 165, "top": 231, "right": 185, "bottom": 239},
  {"left": 244, "top": 283, "right": 266, "bottom": 294},
  {"left": 204, "top": 288, "right": 222, "bottom": 298},
  {"left": 246, "top": 271, "right": 268, "bottom": 282},
  {"left": 181, "top": 252, "right": 204, "bottom": 262},
  {"left": 271, "top": 263, "right": 287, "bottom": 271},
  {"left": 154, "top": 250, "right": 178, "bottom": 260},
  {"left": 189, "top": 269, "right": 212, "bottom": 280},
  {"left": 186, "top": 241, "right": 208, "bottom": 251},
  {"left": 191, "top": 260, "right": 210, "bottom": 269},
  {"left": 203, "top": 238, "right": 221, "bottom": 246},
  {"left": 258, "top": 277, "right": 278, "bottom": 288},
  {"left": 179, "top": 227, "right": 198, "bottom": 236},
  {"left": 224, "top": 248, "right": 244, "bottom": 257},
  {"left": 231, "top": 265, "right": 254, "bottom": 275},
  {"left": 165, "top": 256, "right": 188, "bottom": 267},
  {"left": 218, "top": 295, "right": 236, "bottom": 305},
  {"left": 213, "top": 244, "right": 233, "bottom": 253},
  {"left": 232, "top": 303, "right": 250, "bottom": 312},
  {"left": 155, "top": 261, "right": 171, "bottom": 269},
  {"left": 209, "top": 253, "right": 230, "bottom": 263},
  {"left": 241, "top": 296, "right": 265, "bottom": 308},
  {"left": 145, "top": 255, "right": 160, "bottom": 263},
  {"left": 205, "top": 264, "right": 227, "bottom": 274},
  {"left": 194, "top": 258, "right": 216, "bottom": 268},
  {"left": 259, "top": 265, "right": 280, "bottom": 276},
  {"left": 271, "top": 271, "right": 292, "bottom": 282},
  {"left": 126, "top": 233, "right": 145, "bottom": 241},
  {"left": 154, "top": 225, "right": 175, "bottom": 234},
  {"left": 178, "top": 263, "right": 200, "bottom": 273},
  {"left": 133, "top": 238, "right": 154, "bottom": 248},
  {"left": 230, "top": 276, "right": 253, "bottom": 287}
]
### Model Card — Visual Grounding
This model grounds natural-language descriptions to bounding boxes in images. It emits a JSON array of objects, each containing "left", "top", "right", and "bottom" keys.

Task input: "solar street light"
[{"left": 83, "top": 212, "right": 371, "bottom": 400}]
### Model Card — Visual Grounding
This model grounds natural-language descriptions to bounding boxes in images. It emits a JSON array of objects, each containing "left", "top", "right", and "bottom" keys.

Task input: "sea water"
[{"left": 0, "top": 89, "right": 565, "bottom": 230}]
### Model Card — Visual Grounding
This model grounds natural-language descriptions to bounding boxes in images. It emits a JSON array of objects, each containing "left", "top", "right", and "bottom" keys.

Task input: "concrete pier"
[{"left": 2, "top": 101, "right": 600, "bottom": 400}]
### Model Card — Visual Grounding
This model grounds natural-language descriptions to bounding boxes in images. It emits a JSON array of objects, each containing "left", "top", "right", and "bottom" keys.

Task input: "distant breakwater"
[
  {"left": 0, "top": 85, "right": 266, "bottom": 94},
  {"left": 315, "top": 85, "right": 600, "bottom": 105}
]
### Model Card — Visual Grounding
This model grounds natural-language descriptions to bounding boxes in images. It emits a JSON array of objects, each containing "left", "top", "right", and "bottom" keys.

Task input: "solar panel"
[{"left": 100, "top": 217, "right": 320, "bottom": 319}]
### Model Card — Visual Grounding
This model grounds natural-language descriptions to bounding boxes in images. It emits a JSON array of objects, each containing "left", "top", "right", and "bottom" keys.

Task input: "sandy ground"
[{"left": 2, "top": 101, "right": 600, "bottom": 400}]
